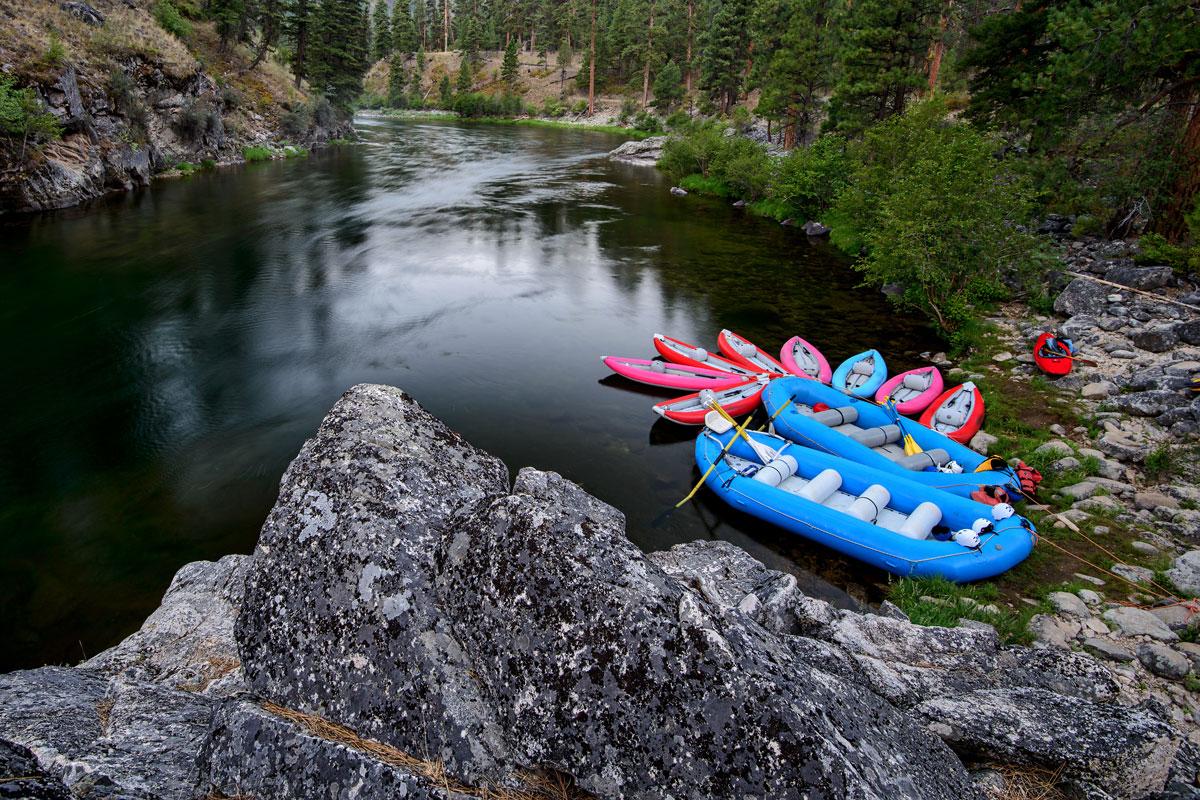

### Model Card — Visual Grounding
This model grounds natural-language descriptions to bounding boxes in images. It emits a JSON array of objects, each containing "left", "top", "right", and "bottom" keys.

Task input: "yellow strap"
[{"left": 675, "top": 412, "right": 755, "bottom": 508}]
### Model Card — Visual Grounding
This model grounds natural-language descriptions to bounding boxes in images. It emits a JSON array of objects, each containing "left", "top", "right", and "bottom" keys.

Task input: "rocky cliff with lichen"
[
  {"left": 0, "top": 0, "right": 352, "bottom": 214},
  {"left": 0, "top": 383, "right": 1197, "bottom": 799}
]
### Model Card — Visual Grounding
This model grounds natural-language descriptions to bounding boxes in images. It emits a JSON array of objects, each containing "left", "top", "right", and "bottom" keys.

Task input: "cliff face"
[
  {"left": 0, "top": 0, "right": 352, "bottom": 214},
  {"left": 0, "top": 384, "right": 1196, "bottom": 799}
]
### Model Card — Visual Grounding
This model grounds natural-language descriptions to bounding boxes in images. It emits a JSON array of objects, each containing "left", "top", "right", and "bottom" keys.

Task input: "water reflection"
[{"left": 0, "top": 116, "right": 940, "bottom": 669}]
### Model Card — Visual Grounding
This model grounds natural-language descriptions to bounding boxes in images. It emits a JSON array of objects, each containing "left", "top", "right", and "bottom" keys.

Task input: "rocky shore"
[
  {"left": 1, "top": 383, "right": 1197, "bottom": 799},
  {"left": 0, "top": 1, "right": 353, "bottom": 215}
]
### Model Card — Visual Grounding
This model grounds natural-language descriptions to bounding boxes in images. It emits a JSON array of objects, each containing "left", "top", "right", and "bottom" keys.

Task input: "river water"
[{"left": 0, "top": 116, "right": 940, "bottom": 669}]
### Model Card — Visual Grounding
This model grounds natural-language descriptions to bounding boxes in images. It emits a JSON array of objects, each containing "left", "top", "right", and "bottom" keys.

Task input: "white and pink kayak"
[
  {"left": 779, "top": 336, "right": 832, "bottom": 383},
  {"left": 874, "top": 365, "right": 944, "bottom": 415},
  {"left": 601, "top": 356, "right": 749, "bottom": 391},
  {"left": 717, "top": 330, "right": 790, "bottom": 376},
  {"left": 653, "top": 333, "right": 757, "bottom": 376}
]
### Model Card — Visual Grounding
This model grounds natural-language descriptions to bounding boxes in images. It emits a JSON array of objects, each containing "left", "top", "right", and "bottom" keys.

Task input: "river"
[{"left": 0, "top": 116, "right": 941, "bottom": 669}]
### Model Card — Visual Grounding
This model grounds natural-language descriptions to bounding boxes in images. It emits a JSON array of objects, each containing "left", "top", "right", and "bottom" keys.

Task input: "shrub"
[
  {"left": 832, "top": 99, "right": 1044, "bottom": 334},
  {"left": 176, "top": 96, "right": 221, "bottom": 141},
  {"left": 154, "top": 0, "right": 192, "bottom": 38},
  {"left": 632, "top": 110, "right": 662, "bottom": 133},
  {"left": 768, "top": 134, "right": 851, "bottom": 221},
  {"left": 43, "top": 34, "right": 67, "bottom": 67},
  {"left": 618, "top": 96, "right": 638, "bottom": 124},
  {"left": 570, "top": 99, "right": 588, "bottom": 115},
  {"left": 657, "top": 121, "right": 728, "bottom": 181},
  {"left": 311, "top": 96, "right": 335, "bottom": 129},
  {"left": 730, "top": 105, "right": 752, "bottom": 134},
  {"left": 541, "top": 97, "right": 565, "bottom": 117},
  {"left": 243, "top": 145, "right": 272, "bottom": 162},
  {"left": 0, "top": 75, "right": 63, "bottom": 153},
  {"left": 710, "top": 136, "right": 771, "bottom": 200},
  {"left": 200, "top": 158, "right": 216, "bottom": 169},
  {"left": 664, "top": 110, "right": 690, "bottom": 130},
  {"left": 280, "top": 104, "right": 311, "bottom": 138}
]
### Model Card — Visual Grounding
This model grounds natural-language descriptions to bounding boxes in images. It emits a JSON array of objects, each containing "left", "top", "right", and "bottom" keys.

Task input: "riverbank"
[
  {"left": 1, "top": 383, "right": 1195, "bottom": 799},
  {"left": 361, "top": 107, "right": 653, "bottom": 139},
  {"left": 0, "top": 1, "right": 353, "bottom": 214}
]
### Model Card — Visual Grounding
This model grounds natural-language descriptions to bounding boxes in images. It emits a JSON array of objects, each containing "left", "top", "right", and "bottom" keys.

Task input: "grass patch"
[
  {"left": 1144, "top": 444, "right": 1177, "bottom": 481},
  {"left": 465, "top": 117, "right": 654, "bottom": 139},
  {"left": 242, "top": 145, "right": 273, "bottom": 162},
  {"left": 678, "top": 173, "right": 734, "bottom": 197},
  {"left": 887, "top": 576, "right": 1041, "bottom": 645}
]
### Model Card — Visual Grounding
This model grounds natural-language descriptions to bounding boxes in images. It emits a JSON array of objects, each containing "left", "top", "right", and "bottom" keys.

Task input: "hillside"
[{"left": 0, "top": 0, "right": 351, "bottom": 214}]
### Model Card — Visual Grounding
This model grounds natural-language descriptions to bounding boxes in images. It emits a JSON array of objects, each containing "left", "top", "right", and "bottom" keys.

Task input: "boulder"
[
  {"left": 1135, "top": 491, "right": 1180, "bottom": 511},
  {"left": 59, "top": 1, "right": 104, "bottom": 25},
  {"left": 1166, "top": 550, "right": 1200, "bottom": 597},
  {"left": 1082, "top": 637, "right": 1134, "bottom": 662},
  {"left": 1109, "top": 389, "right": 1189, "bottom": 417},
  {"left": 1055, "top": 278, "right": 1109, "bottom": 316},
  {"left": 1131, "top": 327, "right": 1180, "bottom": 353},
  {"left": 1028, "top": 613, "right": 1082, "bottom": 648},
  {"left": 1060, "top": 481, "right": 1099, "bottom": 501},
  {"left": 1033, "top": 439, "right": 1074, "bottom": 458},
  {"left": 1176, "top": 320, "right": 1200, "bottom": 346},
  {"left": 1103, "top": 606, "right": 1179, "bottom": 642},
  {"left": 669, "top": 186, "right": 688, "bottom": 196},
  {"left": 1082, "top": 381, "right": 1118, "bottom": 399},
  {"left": 1111, "top": 563, "right": 1155, "bottom": 584},
  {"left": 968, "top": 430, "right": 998, "bottom": 454},
  {"left": 1137, "top": 643, "right": 1191, "bottom": 680},
  {"left": 0, "top": 738, "right": 73, "bottom": 799},
  {"left": 436, "top": 470, "right": 975, "bottom": 797},
  {"left": 83, "top": 554, "right": 249, "bottom": 695},
  {"left": 914, "top": 687, "right": 1185, "bottom": 800},
  {"left": 1047, "top": 591, "right": 1091, "bottom": 618},
  {"left": 607, "top": 136, "right": 665, "bottom": 166},
  {"left": 802, "top": 220, "right": 830, "bottom": 236},
  {"left": 236, "top": 385, "right": 513, "bottom": 782},
  {"left": 1105, "top": 265, "right": 1173, "bottom": 290}
]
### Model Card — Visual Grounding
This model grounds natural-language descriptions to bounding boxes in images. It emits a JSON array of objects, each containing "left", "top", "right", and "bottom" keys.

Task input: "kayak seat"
[
  {"left": 934, "top": 406, "right": 969, "bottom": 428},
  {"left": 893, "top": 448, "right": 951, "bottom": 471},
  {"left": 902, "top": 372, "right": 930, "bottom": 391},
  {"left": 851, "top": 359, "right": 875, "bottom": 376},
  {"left": 811, "top": 406, "right": 859, "bottom": 427},
  {"left": 848, "top": 424, "right": 902, "bottom": 447}
]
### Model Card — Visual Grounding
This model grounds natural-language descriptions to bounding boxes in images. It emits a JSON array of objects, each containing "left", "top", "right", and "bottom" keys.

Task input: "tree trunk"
[
  {"left": 588, "top": 0, "right": 597, "bottom": 115},
  {"left": 293, "top": 0, "right": 309, "bottom": 88},
  {"left": 642, "top": 5, "right": 654, "bottom": 108},
  {"left": 926, "top": 0, "right": 952, "bottom": 92},
  {"left": 443, "top": 0, "right": 450, "bottom": 51},
  {"left": 685, "top": 0, "right": 694, "bottom": 93},
  {"left": 1160, "top": 93, "right": 1200, "bottom": 241}
]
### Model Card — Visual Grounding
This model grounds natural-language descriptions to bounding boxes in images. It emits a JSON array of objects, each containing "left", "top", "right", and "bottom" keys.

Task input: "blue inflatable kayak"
[
  {"left": 832, "top": 349, "right": 887, "bottom": 397},
  {"left": 763, "top": 377, "right": 1019, "bottom": 499},
  {"left": 696, "top": 426, "right": 1036, "bottom": 581}
]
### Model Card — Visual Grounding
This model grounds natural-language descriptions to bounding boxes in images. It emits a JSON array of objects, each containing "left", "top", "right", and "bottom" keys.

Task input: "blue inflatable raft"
[
  {"left": 763, "top": 377, "right": 1020, "bottom": 499},
  {"left": 696, "top": 426, "right": 1036, "bottom": 581},
  {"left": 832, "top": 349, "right": 887, "bottom": 397}
]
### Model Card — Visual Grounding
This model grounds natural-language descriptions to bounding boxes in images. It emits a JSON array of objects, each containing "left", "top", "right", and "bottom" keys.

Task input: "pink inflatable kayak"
[
  {"left": 601, "top": 356, "right": 749, "bottom": 391},
  {"left": 717, "top": 330, "right": 789, "bottom": 376},
  {"left": 653, "top": 334, "right": 758, "bottom": 376},
  {"left": 779, "top": 336, "right": 832, "bottom": 383},
  {"left": 874, "top": 365, "right": 944, "bottom": 415}
]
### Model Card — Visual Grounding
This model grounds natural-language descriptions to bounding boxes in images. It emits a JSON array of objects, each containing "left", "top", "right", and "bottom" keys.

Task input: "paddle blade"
[{"left": 903, "top": 435, "right": 921, "bottom": 456}]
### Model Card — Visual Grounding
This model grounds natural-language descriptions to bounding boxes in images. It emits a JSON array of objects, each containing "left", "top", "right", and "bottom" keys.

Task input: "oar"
[
  {"left": 884, "top": 396, "right": 923, "bottom": 456},
  {"left": 674, "top": 410, "right": 757, "bottom": 508}
]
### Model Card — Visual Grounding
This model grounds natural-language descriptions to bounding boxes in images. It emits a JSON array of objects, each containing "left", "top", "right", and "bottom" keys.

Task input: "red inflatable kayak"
[
  {"left": 716, "top": 329, "right": 789, "bottom": 376},
  {"left": 652, "top": 377, "right": 768, "bottom": 425},
  {"left": 1033, "top": 332, "right": 1073, "bottom": 376},
  {"left": 918, "top": 382, "right": 985, "bottom": 445},
  {"left": 653, "top": 334, "right": 757, "bottom": 376}
]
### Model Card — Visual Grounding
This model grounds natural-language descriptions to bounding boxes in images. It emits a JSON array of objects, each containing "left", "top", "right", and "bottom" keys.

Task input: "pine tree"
[
  {"left": 309, "top": 0, "right": 371, "bottom": 110},
  {"left": 697, "top": 0, "right": 750, "bottom": 114},
  {"left": 651, "top": 59, "right": 682, "bottom": 110},
  {"left": 413, "top": 0, "right": 428, "bottom": 48},
  {"left": 556, "top": 37, "right": 573, "bottom": 96},
  {"left": 825, "top": 0, "right": 937, "bottom": 136},
  {"left": 286, "top": 0, "right": 314, "bottom": 87},
  {"left": 388, "top": 50, "right": 408, "bottom": 105},
  {"left": 393, "top": 0, "right": 418, "bottom": 54},
  {"left": 210, "top": 0, "right": 248, "bottom": 48},
  {"left": 371, "top": 0, "right": 392, "bottom": 60},
  {"left": 246, "top": 0, "right": 286, "bottom": 71},
  {"left": 455, "top": 54, "right": 473, "bottom": 93},
  {"left": 410, "top": 60, "right": 424, "bottom": 102},
  {"left": 501, "top": 37, "right": 520, "bottom": 87},
  {"left": 439, "top": 72, "right": 454, "bottom": 105},
  {"left": 750, "top": 0, "right": 833, "bottom": 146}
]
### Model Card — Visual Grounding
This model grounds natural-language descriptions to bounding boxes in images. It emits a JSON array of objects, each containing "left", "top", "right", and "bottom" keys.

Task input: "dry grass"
[
  {"left": 261, "top": 701, "right": 591, "bottom": 799},
  {"left": 178, "top": 655, "right": 241, "bottom": 693},
  {"left": 95, "top": 697, "right": 114, "bottom": 734},
  {"left": 984, "top": 763, "right": 1069, "bottom": 800}
]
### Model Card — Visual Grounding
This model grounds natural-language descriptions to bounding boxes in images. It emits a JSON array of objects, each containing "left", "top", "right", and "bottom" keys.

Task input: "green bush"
[
  {"left": 540, "top": 97, "right": 565, "bottom": 117},
  {"left": 154, "top": 0, "right": 192, "bottom": 38},
  {"left": 631, "top": 110, "right": 662, "bottom": 133},
  {"left": 570, "top": 99, "right": 588, "bottom": 115},
  {"left": 710, "top": 136, "right": 771, "bottom": 200},
  {"left": 658, "top": 122, "right": 771, "bottom": 200},
  {"left": 280, "top": 104, "right": 311, "bottom": 138},
  {"left": 832, "top": 99, "right": 1044, "bottom": 334},
  {"left": 0, "top": 75, "right": 63, "bottom": 152},
  {"left": 452, "top": 92, "right": 523, "bottom": 118},
  {"left": 618, "top": 96, "right": 638, "bottom": 124},
  {"left": 768, "top": 134, "right": 851, "bottom": 221},
  {"left": 664, "top": 110, "right": 690, "bottom": 130},
  {"left": 657, "top": 121, "right": 728, "bottom": 181},
  {"left": 243, "top": 145, "right": 272, "bottom": 162},
  {"left": 200, "top": 158, "right": 216, "bottom": 170},
  {"left": 175, "top": 97, "right": 221, "bottom": 141},
  {"left": 43, "top": 34, "right": 67, "bottom": 67}
]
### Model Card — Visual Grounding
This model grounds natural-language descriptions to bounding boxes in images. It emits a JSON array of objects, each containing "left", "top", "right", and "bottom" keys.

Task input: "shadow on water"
[{"left": 0, "top": 116, "right": 941, "bottom": 668}]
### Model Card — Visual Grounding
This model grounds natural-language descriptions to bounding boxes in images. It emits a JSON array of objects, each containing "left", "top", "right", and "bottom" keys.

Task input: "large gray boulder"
[
  {"left": 1055, "top": 278, "right": 1109, "bottom": 316},
  {"left": 438, "top": 470, "right": 974, "bottom": 798},
  {"left": 236, "top": 384, "right": 513, "bottom": 781},
  {"left": 1106, "top": 265, "right": 1173, "bottom": 290},
  {"left": 914, "top": 688, "right": 1186, "bottom": 800},
  {"left": 1167, "top": 550, "right": 1200, "bottom": 596},
  {"left": 608, "top": 136, "right": 666, "bottom": 166}
]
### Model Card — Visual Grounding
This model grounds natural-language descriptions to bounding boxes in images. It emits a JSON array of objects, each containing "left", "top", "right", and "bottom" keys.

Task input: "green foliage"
[
  {"left": 658, "top": 121, "right": 772, "bottom": 200},
  {"left": 749, "top": 0, "right": 833, "bottom": 146},
  {"left": 155, "top": 0, "right": 194, "bottom": 38},
  {"left": 0, "top": 75, "right": 63, "bottom": 150},
  {"left": 243, "top": 144, "right": 273, "bottom": 161},
  {"left": 175, "top": 97, "right": 222, "bottom": 141},
  {"left": 371, "top": 0, "right": 392, "bottom": 61},
  {"left": 825, "top": 0, "right": 935, "bottom": 136},
  {"left": 664, "top": 109, "right": 691, "bottom": 130},
  {"left": 631, "top": 110, "right": 661, "bottom": 133},
  {"left": 43, "top": 34, "right": 67, "bottom": 67},
  {"left": 452, "top": 92, "right": 523, "bottom": 118},
  {"left": 698, "top": 0, "right": 752, "bottom": 114},
  {"left": 501, "top": 38, "right": 520, "bottom": 88},
  {"left": 438, "top": 73, "right": 454, "bottom": 108},
  {"left": 540, "top": 97, "right": 566, "bottom": 117},
  {"left": 1144, "top": 445, "right": 1178, "bottom": 482},
  {"left": 767, "top": 134, "right": 850, "bottom": 220},
  {"left": 832, "top": 100, "right": 1044, "bottom": 333},
  {"left": 455, "top": 57, "right": 473, "bottom": 94},
  {"left": 308, "top": 0, "right": 371, "bottom": 111},
  {"left": 387, "top": 51, "right": 408, "bottom": 108},
  {"left": 651, "top": 60, "right": 683, "bottom": 111},
  {"left": 658, "top": 121, "right": 730, "bottom": 181},
  {"left": 392, "top": 3, "right": 417, "bottom": 55}
]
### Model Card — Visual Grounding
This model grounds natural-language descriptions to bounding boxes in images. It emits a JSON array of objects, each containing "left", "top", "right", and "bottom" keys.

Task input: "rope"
[{"left": 1064, "top": 270, "right": 1200, "bottom": 315}]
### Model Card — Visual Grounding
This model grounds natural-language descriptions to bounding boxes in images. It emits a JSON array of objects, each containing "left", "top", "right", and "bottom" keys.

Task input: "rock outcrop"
[
  {"left": 0, "top": 384, "right": 1195, "bottom": 799},
  {"left": 608, "top": 135, "right": 665, "bottom": 166}
]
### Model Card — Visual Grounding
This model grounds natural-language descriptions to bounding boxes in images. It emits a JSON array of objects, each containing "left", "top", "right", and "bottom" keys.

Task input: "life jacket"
[{"left": 1013, "top": 459, "right": 1042, "bottom": 497}]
